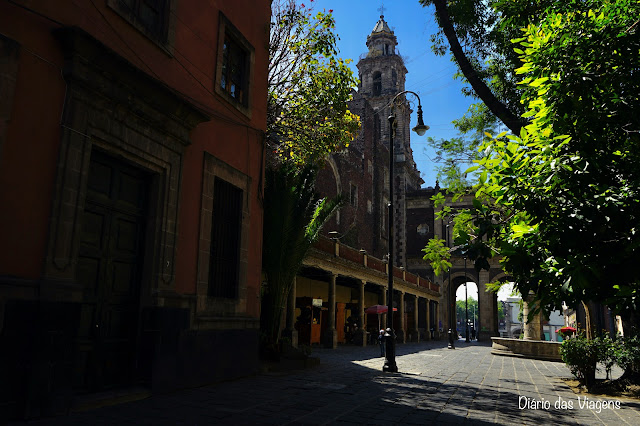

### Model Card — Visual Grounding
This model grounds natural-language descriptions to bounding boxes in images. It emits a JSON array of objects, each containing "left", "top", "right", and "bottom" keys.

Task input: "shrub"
[
  {"left": 560, "top": 333, "right": 598, "bottom": 389},
  {"left": 593, "top": 334, "right": 617, "bottom": 380},
  {"left": 561, "top": 333, "right": 640, "bottom": 388},
  {"left": 616, "top": 335, "right": 640, "bottom": 376}
]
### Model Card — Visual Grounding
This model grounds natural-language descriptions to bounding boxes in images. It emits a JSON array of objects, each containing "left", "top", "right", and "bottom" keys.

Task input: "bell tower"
[{"left": 355, "top": 13, "right": 424, "bottom": 267}]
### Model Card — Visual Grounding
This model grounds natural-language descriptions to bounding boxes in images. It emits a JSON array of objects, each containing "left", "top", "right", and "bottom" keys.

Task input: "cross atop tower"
[{"left": 377, "top": 2, "right": 386, "bottom": 17}]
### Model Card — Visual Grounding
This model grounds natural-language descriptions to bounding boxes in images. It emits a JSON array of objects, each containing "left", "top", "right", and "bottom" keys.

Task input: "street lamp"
[
  {"left": 445, "top": 222, "right": 456, "bottom": 349},
  {"left": 447, "top": 264, "right": 455, "bottom": 349},
  {"left": 472, "top": 303, "right": 476, "bottom": 340},
  {"left": 383, "top": 90, "right": 428, "bottom": 373}
]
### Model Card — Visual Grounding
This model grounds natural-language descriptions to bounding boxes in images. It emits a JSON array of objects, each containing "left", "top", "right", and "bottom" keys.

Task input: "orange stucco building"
[{"left": 0, "top": 0, "right": 269, "bottom": 420}]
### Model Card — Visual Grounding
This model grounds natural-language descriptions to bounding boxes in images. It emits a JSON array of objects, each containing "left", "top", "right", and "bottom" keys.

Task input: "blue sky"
[{"left": 310, "top": 0, "right": 475, "bottom": 187}]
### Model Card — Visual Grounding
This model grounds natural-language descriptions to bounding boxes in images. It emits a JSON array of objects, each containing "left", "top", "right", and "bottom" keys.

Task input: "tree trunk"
[
  {"left": 260, "top": 288, "right": 286, "bottom": 360},
  {"left": 432, "top": 0, "right": 525, "bottom": 135},
  {"left": 260, "top": 277, "right": 297, "bottom": 361},
  {"left": 621, "top": 310, "right": 637, "bottom": 338},
  {"left": 581, "top": 301, "right": 598, "bottom": 340}
]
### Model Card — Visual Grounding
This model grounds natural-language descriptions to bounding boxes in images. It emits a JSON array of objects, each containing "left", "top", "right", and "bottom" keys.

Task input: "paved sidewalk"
[{"left": 18, "top": 340, "right": 640, "bottom": 425}]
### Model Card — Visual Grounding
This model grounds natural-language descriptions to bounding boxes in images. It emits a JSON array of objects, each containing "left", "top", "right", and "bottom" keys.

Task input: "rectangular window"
[
  {"left": 221, "top": 35, "right": 247, "bottom": 103},
  {"left": 209, "top": 178, "right": 243, "bottom": 298},
  {"left": 110, "top": 0, "right": 171, "bottom": 43},
  {"left": 216, "top": 14, "right": 254, "bottom": 116}
]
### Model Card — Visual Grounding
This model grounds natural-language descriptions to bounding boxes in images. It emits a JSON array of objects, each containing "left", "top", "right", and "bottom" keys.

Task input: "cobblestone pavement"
[{"left": 19, "top": 340, "right": 640, "bottom": 425}]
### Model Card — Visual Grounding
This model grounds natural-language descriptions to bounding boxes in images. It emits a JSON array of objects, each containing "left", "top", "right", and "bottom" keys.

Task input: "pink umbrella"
[
  {"left": 365, "top": 304, "right": 396, "bottom": 314},
  {"left": 365, "top": 305, "right": 397, "bottom": 330}
]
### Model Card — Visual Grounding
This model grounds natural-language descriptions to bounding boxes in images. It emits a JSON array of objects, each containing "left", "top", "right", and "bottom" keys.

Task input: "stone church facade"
[{"left": 317, "top": 13, "right": 425, "bottom": 264}]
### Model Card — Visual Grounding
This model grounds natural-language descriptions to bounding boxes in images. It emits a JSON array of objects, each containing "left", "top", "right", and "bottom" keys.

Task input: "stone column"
[
  {"left": 397, "top": 291, "right": 405, "bottom": 343},
  {"left": 355, "top": 280, "right": 367, "bottom": 346},
  {"left": 523, "top": 291, "right": 544, "bottom": 340},
  {"left": 425, "top": 298, "right": 431, "bottom": 340},
  {"left": 281, "top": 277, "right": 298, "bottom": 348},
  {"left": 413, "top": 295, "right": 419, "bottom": 342},
  {"left": 325, "top": 273, "right": 338, "bottom": 348},
  {"left": 477, "top": 268, "right": 495, "bottom": 341}
]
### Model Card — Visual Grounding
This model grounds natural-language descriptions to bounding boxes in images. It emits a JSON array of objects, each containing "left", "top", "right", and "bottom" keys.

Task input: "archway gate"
[{"left": 439, "top": 256, "right": 503, "bottom": 341}]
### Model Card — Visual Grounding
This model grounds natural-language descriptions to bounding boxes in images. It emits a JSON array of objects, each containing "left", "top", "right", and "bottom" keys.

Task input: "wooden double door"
[{"left": 75, "top": 150, "right": 150, "bottom": 392}]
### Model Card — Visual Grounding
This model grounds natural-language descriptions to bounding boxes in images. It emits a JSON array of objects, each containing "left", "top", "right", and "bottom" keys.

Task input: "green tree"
[
  {"left": 419, "top": 0, "right": 611, "bottom": 189},
  {"left": 268, "top": 0, "right": 360, "bottom": 167},
  {"left": 472, "top": 0, "right": 640, "bottom": 321},
  {"left": 260, "top": 1, "right": 360, "bottom": 357},
  {"left": 421, "top": 237, "right": 451, "bottom": 277},
  {"left": 421, "top": 0, "right": 640, "bottom": 356},
  {"left": 426, "top": 103, "right": 498, "bottom": 192},
  {"left": 420, "top": 0, "right": 532, "bottom": 135},
  {"left": 261, "top": 165, "right": 340, "bottom": 358}
]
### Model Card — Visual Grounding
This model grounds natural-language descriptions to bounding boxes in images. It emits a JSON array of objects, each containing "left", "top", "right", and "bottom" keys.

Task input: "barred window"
[{"left": 209, "top": 178, "right": 243, "bottom": 298}]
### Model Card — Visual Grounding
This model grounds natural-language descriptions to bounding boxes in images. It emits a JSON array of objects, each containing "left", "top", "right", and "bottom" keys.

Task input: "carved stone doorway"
[{"left": 74, "top": 150, "right": 149, "bottom": 392}]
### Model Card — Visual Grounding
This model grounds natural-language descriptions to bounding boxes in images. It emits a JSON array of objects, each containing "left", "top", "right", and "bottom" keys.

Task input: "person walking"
[{"left": 378, "top": 329, "right": 386, "bottom": 357}]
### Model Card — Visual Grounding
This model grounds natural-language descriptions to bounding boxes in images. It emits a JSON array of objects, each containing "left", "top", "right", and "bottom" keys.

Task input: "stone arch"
[
  {"left": 490, "top": 270, "right": 524, "bottom": 338},
  {"left": 326, "top": 155, "right": 342, "bottom": 196},
  {"left": 490, "top": 270, "right": 513, "bottom": 284},
  {"left": 478, "top": 269, "right": 510, "bottom": 341},
  {"left": 450, "top": 273, "right": 479, "bottom": 340},
  {"left": 327, "top": 155, "right": 341, "bottom": 224},
  {"left": 450, "top": 271, "right": 476, "bottom": 284},
  {"left": 441, "top": 272, "right": 478, "bottom": 335}
]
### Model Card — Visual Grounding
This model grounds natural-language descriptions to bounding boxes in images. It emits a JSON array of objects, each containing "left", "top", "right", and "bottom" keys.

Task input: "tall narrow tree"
[{"left": 260, "top": 0, "right": 360, "bottom": 356}]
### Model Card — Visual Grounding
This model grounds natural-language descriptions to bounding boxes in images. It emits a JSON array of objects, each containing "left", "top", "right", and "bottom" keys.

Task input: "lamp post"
[
  {"left": 383, "top": 90, "right": 429, "bottom": 373},
  {"left": 472, "top": 303, "right": 476, "bottom": 340},
  {"left": 445, "top": 223, "right": 455, "bottom": 349},
  {"left": 447, "top": 264, "right": 455, "bottom": 349}
]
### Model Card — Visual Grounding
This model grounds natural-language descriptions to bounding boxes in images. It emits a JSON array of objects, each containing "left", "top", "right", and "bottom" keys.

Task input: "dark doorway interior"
[{"left": 74, "top": 150, "right": 149, "bottom": 392}]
